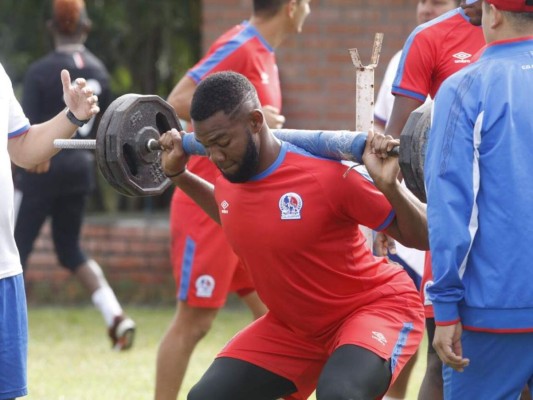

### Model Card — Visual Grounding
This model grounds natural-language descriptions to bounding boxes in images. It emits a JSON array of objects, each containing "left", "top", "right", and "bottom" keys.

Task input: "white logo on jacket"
[{"left": 279, "top": 192, "right": 303, "bottom": 220}]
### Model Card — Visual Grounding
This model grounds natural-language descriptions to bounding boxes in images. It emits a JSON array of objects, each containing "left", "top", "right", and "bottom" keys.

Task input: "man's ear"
[
  {"left": 250, "top": 109, "right": 265, "bottom": 133},
  {"left": 490, "top": 4, "right": 503, "bottom": 29}
]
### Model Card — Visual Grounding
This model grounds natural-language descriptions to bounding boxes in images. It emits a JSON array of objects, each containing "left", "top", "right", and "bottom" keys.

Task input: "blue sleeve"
[{"left": 424, "top": 71, "right": 480, "bottom": 324}]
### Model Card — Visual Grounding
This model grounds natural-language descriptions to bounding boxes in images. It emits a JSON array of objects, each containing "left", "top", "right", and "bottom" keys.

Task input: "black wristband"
[
  {"left": 164, "top": 167, "right": 187, "bottom": 178},
  {"left": 65, "top": 108, "right": 90, "bottom": 127}
]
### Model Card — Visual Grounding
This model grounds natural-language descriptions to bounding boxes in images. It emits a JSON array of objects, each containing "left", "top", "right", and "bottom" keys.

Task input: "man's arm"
[
  {"left": 362, "top": 130, "right": 429, "bottom": 250},
  {"left": 424, "top": 78, "right": 476, "bottom": 323},
  {"left": 8, "top": 69, "right": 99, "bottom": 168},
  {"left": 159, "top": 129, "right": 220, "bottom": 224},
  {"left": 168, "top": 171, "right": 220, "bottom": 224},
  {"left": 384, "top": 95, "right": 424, "bottom": 139},
  {"left": 167, "top": 75, "right": 197, "bottom": 122},
  {"left": 424, "top": 77, "right": 477, "bottom": 373}
]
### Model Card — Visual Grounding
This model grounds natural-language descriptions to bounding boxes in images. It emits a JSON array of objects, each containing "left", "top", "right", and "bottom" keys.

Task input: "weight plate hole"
[
  {"left": 123, "top": 143, "right": 139, "bottom": 176},
  {"left": 156, "top": 112, "right": 171, "bottom": 134}
]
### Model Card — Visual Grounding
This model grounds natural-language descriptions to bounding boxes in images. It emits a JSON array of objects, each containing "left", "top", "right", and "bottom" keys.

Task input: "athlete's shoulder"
[
  {"left": 283, "top": 142, "right": 345, "bottom": 171},
  {"left": 210, "top": 22, "right": 267, "bottom": 52},
  {"left": 282, "top": 145, "right": 372, "bottom": 195},
  {"left": 408, "top": 8, "right": 466, "bottom": 42}
]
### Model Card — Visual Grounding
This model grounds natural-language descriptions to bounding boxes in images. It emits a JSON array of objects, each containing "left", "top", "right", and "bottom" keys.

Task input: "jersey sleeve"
[
  {"left": 187, "top": 41, "right": 249, "bottom": 84},
  {"left": 2, "top": 66, "right": 30, "bottom": 139},
  {"left": 392, "top": 29, "right": 436, "bottom": 103},
  {"left": 187, "top": 33, "right": 280, "bottom": 110},
  {"left": 424, "top": 71, "right": 480, "bottom": 325},
  {"left": 336, "top": 165, "right": 395, "bottom": 231}
]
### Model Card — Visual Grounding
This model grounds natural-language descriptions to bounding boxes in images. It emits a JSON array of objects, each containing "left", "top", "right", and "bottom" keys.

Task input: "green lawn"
[{"left": 26, "top": 305, "right": 427, "bottom": 399}]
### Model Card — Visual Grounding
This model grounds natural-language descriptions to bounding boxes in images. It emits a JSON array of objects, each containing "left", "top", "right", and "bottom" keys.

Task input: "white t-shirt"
[
  {"left": 0, "top": 63, "right": 30, "bottom": 279},
  {"left": 374, "top": 50, "right": 402, "bottom": 126},
  {"left": 374, "top": 51, "right": 425, "bottom": 278}
]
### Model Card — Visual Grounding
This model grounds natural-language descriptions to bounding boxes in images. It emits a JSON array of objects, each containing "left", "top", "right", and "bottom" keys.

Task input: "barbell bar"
[{"left": 53, "top": 94, "right": 430, "bottom": 201}]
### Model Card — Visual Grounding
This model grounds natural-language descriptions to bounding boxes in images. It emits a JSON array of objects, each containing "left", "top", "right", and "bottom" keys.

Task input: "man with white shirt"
[{"left": 0, "top": 65, "right": 98, "bottom": 400}]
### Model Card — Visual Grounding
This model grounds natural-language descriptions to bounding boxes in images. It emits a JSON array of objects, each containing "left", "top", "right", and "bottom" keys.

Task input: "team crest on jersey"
[
  {"left": 279, "top": 192, "right": 303, "bottom": 220},
  {"left": 452, "top": 52, "right": 472, "bottom": 64},
  {"left": 195, "top": 275, "right": 215, "bottom": 298},
  {"left": 423, "top": 280, "right": 434, "bottom": 306}
]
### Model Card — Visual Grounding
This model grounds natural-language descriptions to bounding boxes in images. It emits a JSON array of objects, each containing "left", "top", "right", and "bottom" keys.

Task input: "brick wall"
[
  {"left": 24, "top": 213, "right": 176, "bottom": 305},
  {"left": 202, "top": 0, "right": 417, "bottom": 130}
]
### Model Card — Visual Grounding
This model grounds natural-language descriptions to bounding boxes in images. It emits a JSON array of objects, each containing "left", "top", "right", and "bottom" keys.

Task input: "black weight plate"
[
  {"left": 95, "top": 94, "right": 133, "bottom": 196},
  {"left": 105, "top": 94, "right": 182, "bottom": 196},
  {"left": 399, "top": 101, "right": 432, "bottom": 203}
]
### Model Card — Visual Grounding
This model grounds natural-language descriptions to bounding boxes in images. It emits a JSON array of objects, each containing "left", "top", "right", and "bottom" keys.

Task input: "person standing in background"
[
  {"left": 14, "top": 0, "right": 135, "bottom": 351},
  {"left": 0, "top": 60, "right": 98, "bottom": 400},
  {"left": 374, "top": 0, "right": 460, "bottom": 132},
  {"left": 425, "top": 0, "right": 533, "bottom": 397},
  {"left": 374, "top": 2, "right": 460, "bottom": 399},
  {"left": 155, "top": 2, "right": 311, "bottom": 399},
  {"left": 376, "top": 1, "right": 485, "bottom": 398}
]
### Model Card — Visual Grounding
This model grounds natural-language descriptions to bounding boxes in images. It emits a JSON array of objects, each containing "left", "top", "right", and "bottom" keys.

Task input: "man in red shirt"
[
  {"left": 155, "top": 1, "right": 311, "bottom": 399},
  {"left": 158, "top": 71, "right": 428, "bottom": 400}
]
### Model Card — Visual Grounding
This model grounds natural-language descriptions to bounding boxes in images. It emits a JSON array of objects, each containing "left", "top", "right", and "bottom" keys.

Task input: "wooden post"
[{"left": 348, "top": 33, "right": 384, "bottom": 250}]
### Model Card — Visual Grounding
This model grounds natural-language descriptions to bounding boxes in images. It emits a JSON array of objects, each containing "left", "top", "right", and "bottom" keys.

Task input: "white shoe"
[{"left": 108, "top": 315, "right": 136, "bottom": 351}]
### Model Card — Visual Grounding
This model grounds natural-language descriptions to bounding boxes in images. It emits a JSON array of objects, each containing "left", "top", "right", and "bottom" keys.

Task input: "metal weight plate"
[
  {"left": 99, "top": 94, "right": 183, "bottom": 196},
  {"left": 95, "top": 95, "right": 132, "bottom": 196},
  {"left": 399, "top": 101, "right": 432, "bottom": 203}
]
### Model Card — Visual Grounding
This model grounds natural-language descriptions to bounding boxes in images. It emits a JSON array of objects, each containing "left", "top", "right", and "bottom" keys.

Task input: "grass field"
[{"left": 26, "top": 305, "right": 427, "bottom": 399}]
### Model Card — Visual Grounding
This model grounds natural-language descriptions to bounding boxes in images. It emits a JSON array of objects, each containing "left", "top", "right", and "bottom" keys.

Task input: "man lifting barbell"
[
  {"left": 156, "top": 71, "right": 428, "bottom": 400},
  {"left": 55, "top": 92, "right": 429, "bottom": 199},
  {"left": 52, "top": 70, "right": 430, "bottom": 399}
]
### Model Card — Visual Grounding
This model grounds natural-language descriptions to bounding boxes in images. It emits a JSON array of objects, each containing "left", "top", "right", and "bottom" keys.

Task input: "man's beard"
[{"left": 222, "top": 129, "right": 259, "bottom": 183}]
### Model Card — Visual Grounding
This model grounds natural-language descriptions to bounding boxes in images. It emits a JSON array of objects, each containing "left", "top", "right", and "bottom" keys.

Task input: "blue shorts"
[
  {"left": 443, "top": 330, "right": 533, "bottom": 399},
  {"left": 0, "top": 274, "right": 28, "bottom": 399}
]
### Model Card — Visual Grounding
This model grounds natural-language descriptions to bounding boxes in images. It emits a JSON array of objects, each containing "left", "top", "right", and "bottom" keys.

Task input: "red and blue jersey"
[
  {"left": 392, "top": 8, "right": 485, "bottom": 102},
  {"left": 188, "top": 21, "right": 281, "bottom": 111},
  {"left": 182, "top": 21, "right": 282, "bottom": 187},
  {"left": 214, "top": 142, "right": 414, "bottom": 338}
]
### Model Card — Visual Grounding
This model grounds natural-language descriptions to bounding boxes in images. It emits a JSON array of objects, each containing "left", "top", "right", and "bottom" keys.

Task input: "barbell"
[{"left": 53, "top": 94, "right": 431, "bottom": 201}]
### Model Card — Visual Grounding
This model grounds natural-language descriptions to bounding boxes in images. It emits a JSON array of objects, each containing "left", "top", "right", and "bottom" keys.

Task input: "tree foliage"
[
  {"left": 0, "top": 0, "right": 201, "bottom": 98},
  {"left": 0, "top": 0, "right": 201, "bottom": 212}
]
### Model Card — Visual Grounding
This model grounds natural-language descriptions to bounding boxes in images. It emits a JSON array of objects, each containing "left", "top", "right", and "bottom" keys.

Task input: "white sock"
[
  {"left": 91, "top": 286, "right": 123, "bottom": 327},
  {"left": 381, "top": 396, "right": 404, "bottom": 400}
]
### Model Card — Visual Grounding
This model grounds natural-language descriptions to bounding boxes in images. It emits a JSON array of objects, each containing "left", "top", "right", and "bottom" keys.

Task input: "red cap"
[{"left": 485, "top": 0, "right": 533, "bottom": 12}]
